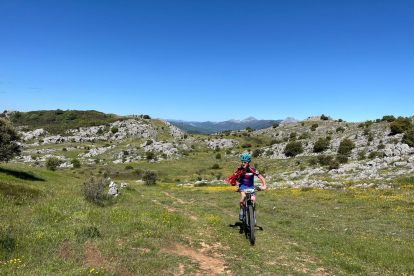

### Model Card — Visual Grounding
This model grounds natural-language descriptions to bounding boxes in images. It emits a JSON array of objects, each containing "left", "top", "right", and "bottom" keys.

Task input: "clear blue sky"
[{"left": 1, "top": 0, "right": 413, "bottom": 122}]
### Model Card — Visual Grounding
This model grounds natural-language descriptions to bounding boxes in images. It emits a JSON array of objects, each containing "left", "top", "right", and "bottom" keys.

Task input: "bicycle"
[{"left": 237, "top": 187, "right": 262, "bottom": 245}]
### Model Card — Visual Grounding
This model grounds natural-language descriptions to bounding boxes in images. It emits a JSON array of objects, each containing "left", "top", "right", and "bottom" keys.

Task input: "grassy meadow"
[{"left": 1, "top": 151, "right": 414, "bottom": 275}]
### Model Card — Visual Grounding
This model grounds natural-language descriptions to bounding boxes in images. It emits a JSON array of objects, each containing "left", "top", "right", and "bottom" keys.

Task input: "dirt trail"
[
  {"left": 84, "top": 244, "right": 135, "bottom": 276},
  {"left": 161, "top": 242, "right": 229, "bottom": 275}
]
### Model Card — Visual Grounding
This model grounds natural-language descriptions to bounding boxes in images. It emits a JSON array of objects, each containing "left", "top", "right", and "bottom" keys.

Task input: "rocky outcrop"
[{"left": 205, "top": 139, "right": 238, "bottom": 149}]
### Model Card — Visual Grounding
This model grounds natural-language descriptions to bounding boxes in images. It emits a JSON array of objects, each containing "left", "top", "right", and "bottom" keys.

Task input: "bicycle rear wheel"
[{"left": 248, "top": 205, "right": 255, "bottom": 245}]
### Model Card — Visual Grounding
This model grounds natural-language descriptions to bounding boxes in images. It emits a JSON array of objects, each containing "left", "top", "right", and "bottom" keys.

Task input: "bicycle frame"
[{"left": 238, "top": 187, "right": 261, "bottom": 245}]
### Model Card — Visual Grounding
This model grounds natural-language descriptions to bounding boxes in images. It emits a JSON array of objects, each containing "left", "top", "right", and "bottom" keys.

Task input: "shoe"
[{"left": 239, "top": 210, "right": 243, "bottom": 221}]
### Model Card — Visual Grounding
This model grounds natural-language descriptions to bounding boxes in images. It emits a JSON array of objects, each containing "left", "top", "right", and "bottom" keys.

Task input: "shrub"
[
  {"left": 336, "top": 154, "right": 348, "bottom": 164},
  {"left": 161, "top": 153, "right": 167, "bottom": 158},
  {"left": 283, "top": 137, "right": 289, "bottom": 142},
  {"left": 313, "top": 138, "right": 329, "bottom": 153},
  {"left": 55, "top": 109, "right": 64, "bottom": 115},
  {"left": 146, "top": 152, "right": 155, "bottom": 160},
  {"left": 143, "top": 115, "right": 151, "bottom": 119},
  {"left": 252, "top": 149, "right": 263, "bottom": 158},
  {"left": 368, "top": 151, "right": 383, "bottom": 159},
  {"left": 125, "top": 165, "right": 133, "bottom": 170},
  {"left": 318, "top": 155, "right": 333, "bottom": 166},
  {"left": 241, "top": 143, "right": 251, "bottom": 148},
  {"left": 336, "top": 127, "right": 345, "bottom": 133},
  {"left": 211, "top": 164, "right": 220, "bottom": 169},
  {"left": 215, "top": 153, "right": 221, "bottom": 159},
  {"left": 377, "top": 144, "right": 386, "bottom": 150},
  {"left": 390, "top": 116, "right": 413, "bottom": 134},
  {"left": 111, "top": 127, "right": 118, "bottom": 133},
  {"left": 146, "top": 140, "right": 153, "bottom": 146},
  {"left": 338, "top": 138, "right": 355, "bottom": 156},
  {"left": 309, "top": 157, "right": 318, "bottom": 166},
  {"left": 270, "top": 139, "right": 282, "bottom": 145},
  {"left": 143, "top": 170, "right": 157, "bottom": 185},
  {"left": 402, "top": 129, "right": 414, "bottom": 148},
  {"left": 382, "top": 115, "right": 396, "bottom": 122},
  {"left": 246, "top": 127, "right": 252, "bottom": 132},
  {"left": 62, "top": 147, "right": 67, "bottom": 151},
  {"left": 365, "top": 120, "right": 373, "bottom": 128},
  {"left": 82, "top": 176, "right": 110, "bottom": 205},
  {"left": 329, "top": 160, "right": 340, "bottom": 170},
  {"left": 311, "top": 124, "right": 318, "bottom": 131},
  {"left": 272, "top": 123, "right": 279, "bottom": 128},
  {"left": 0, "top": 118, "right": 21, "bottom": 163},
  {"left": 133, "top": 168, "right": 143, "bottom": 177},
  {"left": 298, "top": 133, "right": 310, "bottom": 140},
  {"left": 71, "top": 159, "right": 81, "bottom": 168},
  {"left": 357, "top": 150, "right": 366, "bottom": 160},
  {"left": 338, "top": 119, "right": 343, "bottom": 122},
  {"left": 321, "top": 114, "right": 329, "bottom": 120},
  {"left": 45, "top": 157, "right": 62, "bottom": 171},
  {"left": 283, "top": 141, "right": 304, "bottom": 157},
  {"left": 290, "top": 132, "right": 297, "bottom": 139}
]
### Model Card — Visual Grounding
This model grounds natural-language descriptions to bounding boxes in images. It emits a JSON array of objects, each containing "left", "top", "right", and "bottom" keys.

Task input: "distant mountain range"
[{"left": 167, "top": 117, "right": 297, "bottom": 134}]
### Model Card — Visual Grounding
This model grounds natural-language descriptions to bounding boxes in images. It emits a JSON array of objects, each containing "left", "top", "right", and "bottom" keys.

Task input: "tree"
[
  {"left": 283, "top": 141, "right": 304, "bottom": 157},
  {"left": 0, "top": 118, "right": 21, "bottom": 163},
  {"left": 402, "top": 129, "right": 414, "bottom": 148},
  {"left": 313, "top": 138, "right": 329, "bottom": 153},
  {"left": 337, "top": 138, "right": 355, "bottom": 156},
  {"left": 272, "top": 123, "right": 279, "bottom": 128},
  {"left": 390, "top": 116, "right": 413, "bottom": 134}
]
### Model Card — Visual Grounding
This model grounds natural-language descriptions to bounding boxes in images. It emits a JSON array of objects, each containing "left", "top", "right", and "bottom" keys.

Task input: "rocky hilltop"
[{"left": 4, "top": 110, "right": 414, "bottom": 189}]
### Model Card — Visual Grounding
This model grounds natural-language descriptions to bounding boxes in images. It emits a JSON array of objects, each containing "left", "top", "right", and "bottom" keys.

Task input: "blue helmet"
[{"left": 240, "top": 154, "right": 251, "bottom": 162}]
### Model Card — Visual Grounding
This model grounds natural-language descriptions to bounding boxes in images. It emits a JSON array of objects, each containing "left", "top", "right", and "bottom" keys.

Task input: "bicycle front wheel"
[{"left": 248, "top": 205, "right": 255, "bottom": 245}]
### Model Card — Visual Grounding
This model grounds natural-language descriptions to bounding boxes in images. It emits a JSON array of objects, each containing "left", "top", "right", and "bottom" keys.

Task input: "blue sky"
[{"left": 1, "top": 0, "right": 413, "bottom": 122}]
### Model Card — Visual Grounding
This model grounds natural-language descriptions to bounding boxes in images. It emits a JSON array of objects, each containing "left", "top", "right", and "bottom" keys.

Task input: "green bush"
[
  {"left": 143, "top": 115, "right": 151, "bottom": 119},
  {"left": 133, "top": 169, "right": 143, "bottom": 177},
  {"left": 308, "top": 157, "right": 318, "bottom": 166},
  {"left": 336, "top": 127, "right": 345, "bottom": 133},
  {"left": 382, "top": 115, "right": 396, "bottom": 122},
  {"left": 283, "top": 141, "right": 304, "bottom": 157},
  {"left": 402, "top": 129, "right": 414, "bottom": 147},
  {"left": 71, "top": 159, "right": 81, "bottom": 168},
  {"left": 211, "top": 164, "right": 220, "bottom": 169},
  {"left": 337, "top": 138, "right": 355, "bottom": 156},
  {"left": 311, "top": 124, "right": 318, "bottom": 131},
  {"left": 143, "top": 170, "right": 157, "bottom": 185},
  {"left": 390, "top": 116, "right": 413, "bottom": 134},
  {"left": 313, "top": 138, "right": 329, "bottom": 153},
  {"left": 272, "top": 123, "right": 279, "bottom": 128},
  {"left": 125, "top": 165, "right": 133, "bottom": 170},
  {"left": 82, "top": 176, "right": 110, "bottom": 205},
  {"left": 357, "top": 150, "right": 366, "bottom": 160},
  {"left": 45, "top": 157, "right": 62, "bottom": 171},
  {"left": 298, "top": 133, "right": 310, "bottom": 140},
  {"left": 215, "top": 153, "right": 221, "bottom": 159},
  {"left": 328, "top": 160, "right": 340, "bottom": 170},
  {"left": 318, "top": 155, "right": 333, "bottom": 166},
  {"left": 321, "top": 114, "right": 329, "bottom": 120},
  {"left": 377, "top": 144, "right": 386, "bottom": 150},
  {"left": 111, "top": 127, "right": 118, "bottom": 133},
  {"left": 0, "top": 118, "right": 21, "bottom": 163},
  {"left": 146, "top": 152, "right": 155, "bottom": 160},
  {"left": 241, "top": 143, "right": 252, "bottom": 148},
  {"left": 252, "top": 149, "right": 263, "bottom": 158},
  {"left": 270, "top": 139, "right": 282, "bottom": 145},
  {"left": 368, "top": 151, "right": 383, "bottom": 159},
  {"left": 336, "top": 154, "right": 349, "bottom": 164}
]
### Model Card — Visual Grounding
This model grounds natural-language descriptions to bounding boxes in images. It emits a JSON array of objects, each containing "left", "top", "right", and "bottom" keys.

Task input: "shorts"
[{"left": 239, "top": 184, "right": 256, "bottom": 196}]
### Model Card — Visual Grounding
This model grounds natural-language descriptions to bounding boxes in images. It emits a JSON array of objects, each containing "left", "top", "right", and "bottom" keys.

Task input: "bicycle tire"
[
  {"left": 244, "top": 207, "right": 248, "bottom": 239},
  {"left": 249, "top": 205, "right": 255, "bottom": 245}
]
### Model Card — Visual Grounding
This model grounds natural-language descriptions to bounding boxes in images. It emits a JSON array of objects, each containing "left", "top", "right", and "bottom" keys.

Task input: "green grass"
[{"left": 1, "top": 159, "right": 414, "bottom": 275}]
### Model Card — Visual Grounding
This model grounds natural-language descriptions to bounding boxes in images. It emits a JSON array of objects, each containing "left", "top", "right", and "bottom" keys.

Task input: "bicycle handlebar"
[{"left": 236, "top": 187, "right": 263, "bottom": 192}]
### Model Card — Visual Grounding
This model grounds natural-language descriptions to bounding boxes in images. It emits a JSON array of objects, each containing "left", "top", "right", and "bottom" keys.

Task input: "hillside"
[{"left": 1, "top": 112, "right": 414, "bottom": 275}]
